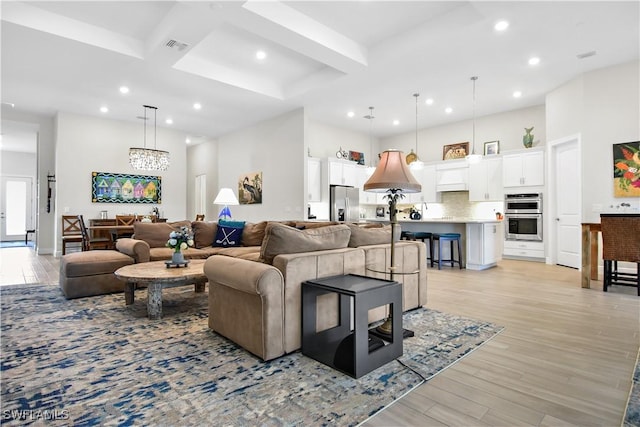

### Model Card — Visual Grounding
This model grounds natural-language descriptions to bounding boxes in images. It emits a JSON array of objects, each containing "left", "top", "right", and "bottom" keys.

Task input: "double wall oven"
[{"left": 504, "top": 193, "right": 543, "bottom": 241}]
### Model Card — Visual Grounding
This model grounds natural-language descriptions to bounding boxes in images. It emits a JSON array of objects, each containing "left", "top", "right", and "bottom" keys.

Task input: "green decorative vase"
[{"left": 523, "top": 127, "right": 534, "bottom": 148}]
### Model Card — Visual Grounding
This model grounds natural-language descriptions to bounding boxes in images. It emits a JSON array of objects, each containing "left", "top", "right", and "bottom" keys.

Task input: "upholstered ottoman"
[{"left": 60, "top": 250, "right": 134, "bottom": 299}]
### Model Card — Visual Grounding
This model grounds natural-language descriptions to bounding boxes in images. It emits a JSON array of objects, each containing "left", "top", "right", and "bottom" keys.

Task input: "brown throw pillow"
[
  {"left": 133, "top": 221, "right": 191, "bottom": 248},
  {"left": 191, "top": 221, "right": 218, "bottom": 249},
  {"left": 347, "top": 224, "right": 392, "bottom": 247},
  {"left": 260, "top": 223, "right": 351, "bottom": 264},
  {"left": 242, "top": 221, "right": 268, "bottom": 246}
]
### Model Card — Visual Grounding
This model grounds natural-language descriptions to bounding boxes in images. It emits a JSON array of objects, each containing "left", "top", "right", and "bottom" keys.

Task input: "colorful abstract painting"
[
  {"left": 612, "top": 142, "right": 640, "bottom": 197},
  {"left": 92, "top": 172, "right": 161, "bottom": 204},
  {"left": 238, "top": 171, "right": 262, "bottom": 204}
]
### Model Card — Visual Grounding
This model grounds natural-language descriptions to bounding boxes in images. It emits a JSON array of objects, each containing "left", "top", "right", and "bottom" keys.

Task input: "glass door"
[{"left": 1, "top": 176, "right": 34, "bottom": 241}]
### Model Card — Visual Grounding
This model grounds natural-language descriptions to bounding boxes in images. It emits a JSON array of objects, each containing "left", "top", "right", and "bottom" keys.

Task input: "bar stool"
[
  {"left": 431, "top": 233, "right": 462, "bottom": 270},
  {"left": 601, "top": 215, "right": 639, "bottom": 295},
  {"left": 412, "top": 232, "right": 433, "bottom": 266}
]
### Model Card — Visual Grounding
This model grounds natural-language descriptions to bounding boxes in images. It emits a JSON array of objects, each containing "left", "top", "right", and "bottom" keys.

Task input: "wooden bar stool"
[
  {"left": 601, "top": 214, "right": 639, "bottom": 295},
  {"left": 431, "top": 233, "right": 462, "bottom": 269}
]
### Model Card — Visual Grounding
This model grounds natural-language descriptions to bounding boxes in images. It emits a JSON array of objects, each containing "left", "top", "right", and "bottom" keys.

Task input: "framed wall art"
[
  {"left": 443, "top": 142, "right": 469, "bottom": 160},
  {"left": 349, "top": 150, "right": 365, "bottom": 165},
  {"left": 238, "top": 171, "right": 263, "bottom": 204},
  {"left": 483, "top": 141, "right": 500, "bottom": 155},
  {"left": 92, "top": 172, "right": 161, "bottom": 204},
  {"left": 612, "top": 141, "right": 640, "bottom": 197}
]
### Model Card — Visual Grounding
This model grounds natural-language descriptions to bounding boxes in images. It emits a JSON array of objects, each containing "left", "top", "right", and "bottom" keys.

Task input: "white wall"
[
  {"left": 0, "top": 109, "right": 56, "bottom": 254},
  {"left": 186, "top": 140, "right": 218, "bottom": 222},
  {"left": 307, "top": 120, "right": 378, "bottom": 166},
  {"left": 381, "top": 105, "right": 546, "bottom": 162},
  {"left": 215, "top": 108, "right": 305, "bottom": 222},
  {"left": 55, "top": 112, "right": 189, "bottom": 255},
  {"left": 1, "top": 151, "right": 37, "bottom": 176},
  {"left": 547, "top": 60, "right": 640, "bottom": 222}
]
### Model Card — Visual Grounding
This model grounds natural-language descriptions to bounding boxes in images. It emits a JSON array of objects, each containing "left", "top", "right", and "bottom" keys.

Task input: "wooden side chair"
[
  {"left": 78, "top": 215, "right": 112, "bottom": 251},
  {"left": 195, "top": 214, "right": 205, "bottom": 221},
  {"left": 115, "top": 215, "right": 136, "bottom": 239},
  {"left": 61, "top": 215, "right": 83, "bottom": 255}
]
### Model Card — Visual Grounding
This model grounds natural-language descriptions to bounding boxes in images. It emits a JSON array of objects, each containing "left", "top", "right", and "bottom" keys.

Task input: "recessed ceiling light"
[
  {"left": 528, "top": 57, "right": 540, "bottom": 66},
  {"left": 100, "top": 106, "right": 109, "bottom": 113},
  {"left": 186, "top": 138, "right": 191, "bottom": 144},
  {"left": 119, "top": 86, "right": 130, "bottom": 94},
  {"left": 445, "top": 107, "right": 453, "bottom": 114},
  {"left": 393, "top": 120, "right": 400, "bottom": 126},
  {"left": 513, "top": 91, "right": 522, "bottom": 98},
  {"left": 347, "top": 111, "right": 355, "bottom": 118},
  {"left": 165, "top": 118, "right": 173, "bottom": 125},
  {"left": 193, "top": 103, "right": 202, "bottom": 110},
  {"left": 494, "top": 20, "right": 509, "bottom": 31},
  {"left": 425, "top": 98, "right": 434, "bottom": 105},
  {"left": 256, "top": 50, "right": 267, "bottom": 60}
]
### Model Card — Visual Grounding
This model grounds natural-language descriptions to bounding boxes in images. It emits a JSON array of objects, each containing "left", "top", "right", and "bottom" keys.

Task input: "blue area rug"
[
  {"left": 0, "top": 284, "right": 503, "bottom": 426},
  {"left": 625, "top": 350, "right": 640, "bottom": 427}
]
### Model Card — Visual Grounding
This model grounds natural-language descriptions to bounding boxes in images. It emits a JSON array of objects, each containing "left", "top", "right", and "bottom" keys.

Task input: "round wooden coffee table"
[{"left": 114, "top": 259, "right": 207, "bottom": 319}]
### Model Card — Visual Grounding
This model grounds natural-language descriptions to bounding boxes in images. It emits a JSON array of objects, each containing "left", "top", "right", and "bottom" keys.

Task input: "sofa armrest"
[
  {"left": 115, "top": 238, "right": 151, "bottom": 264},
  {"left": 204, "top": 256, "right": 285, "bottom": 361}
]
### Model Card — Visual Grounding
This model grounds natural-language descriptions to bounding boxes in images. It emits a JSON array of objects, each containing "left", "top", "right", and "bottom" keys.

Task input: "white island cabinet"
[{"left": 374, "top": 218, "right": 503, "bottom": 270}]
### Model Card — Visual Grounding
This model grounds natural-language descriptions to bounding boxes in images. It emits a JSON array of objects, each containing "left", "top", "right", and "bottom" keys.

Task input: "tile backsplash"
[{"left": 397, "top": 191, "right": 504, "bottom": 220}]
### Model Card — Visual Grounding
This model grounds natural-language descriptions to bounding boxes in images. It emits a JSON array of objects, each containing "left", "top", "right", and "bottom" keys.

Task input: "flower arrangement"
[
  {"left": 614, "top": 144, "right": 640, "bottom": 192},
  {"left": 166, "top": 226, "right": 194, "bottom": 253}
]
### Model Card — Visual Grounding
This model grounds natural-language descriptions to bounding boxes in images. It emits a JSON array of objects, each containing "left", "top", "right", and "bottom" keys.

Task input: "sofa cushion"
[
  {"left": 347, "top": 224, "right": 392, "bottom": 247},
  {"left": 191, "top": 221, "right": 217, "bottom": 249},
  {"left": 260, "top": 223, "right": 351, "bottom": 264},
  {"left": 242, "top": 221, "right": 268, "bottom": 246},
  {"left": 133, "top": 221, "right": 191, "bottom": 248},
  {"left": 213, "top": 225, "right": 244, "bottom": 247}
]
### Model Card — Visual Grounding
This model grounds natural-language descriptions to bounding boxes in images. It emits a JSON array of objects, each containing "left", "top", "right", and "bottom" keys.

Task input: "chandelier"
[{"left": 129, "top": 105, "right": 170, "bottom": 171}]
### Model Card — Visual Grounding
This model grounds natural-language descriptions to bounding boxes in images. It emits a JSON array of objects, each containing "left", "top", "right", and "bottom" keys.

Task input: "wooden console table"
[{"left": 581, "top": 222, "right": 601, "bottom": 289}]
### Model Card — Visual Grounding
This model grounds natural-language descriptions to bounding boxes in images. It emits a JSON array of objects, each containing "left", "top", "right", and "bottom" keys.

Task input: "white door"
[
  {"left": 553, "top": 139, "right": 580, "bottom": 268},
  {"left": 1, "top": 176, "right": 34, "bottom": 241}
]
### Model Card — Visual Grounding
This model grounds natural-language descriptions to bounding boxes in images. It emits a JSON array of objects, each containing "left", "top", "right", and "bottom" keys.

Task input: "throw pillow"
[
  {"left": 133, "top": 221, "right": 191, "bottom": 248},
  {"left": 260, "top": 223, "right": 351, "bottom": 264},
  {"left": 347, "top": 224, "right": 392, "bottom": 247},
  {"left": 241, "top": 221, "right": 268, "bottom": 246},
  {"left": 191, "top": 221, "right": 217, "bottom": 249},
  {"left": 213, "top": 225, "right": 244, "bottom": 248},
  {"left": 218, "top": 219, "right": 246, "bottom": 228}
]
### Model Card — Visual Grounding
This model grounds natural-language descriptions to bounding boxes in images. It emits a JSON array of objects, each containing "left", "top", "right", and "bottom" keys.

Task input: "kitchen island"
[{"left": 367, "top": 218, "right": 503, "bottom": 270}]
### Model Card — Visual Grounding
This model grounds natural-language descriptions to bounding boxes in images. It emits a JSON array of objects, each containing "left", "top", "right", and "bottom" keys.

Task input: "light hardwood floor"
[{"left": 1, "top": 247, "right": 638, "bottom": 426}]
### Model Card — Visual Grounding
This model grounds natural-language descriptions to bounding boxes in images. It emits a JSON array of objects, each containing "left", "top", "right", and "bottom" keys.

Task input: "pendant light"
[
  {"left": 466, "top": 76, "right": 482, "bottom": 164},
  {"left": 364, "top": 106, "right": 376, "bottom": 177},
  {"left": 129, "top": 105, "right": 170, "bottom": 171},
  {"left": 408, "top": 93, "right": 424, "bottom": 170}
]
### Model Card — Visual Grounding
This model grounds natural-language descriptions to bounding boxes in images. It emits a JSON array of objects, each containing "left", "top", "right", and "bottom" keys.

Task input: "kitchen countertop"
[{"left": 365, "top": 218, "right": 502, "bottom": 224}]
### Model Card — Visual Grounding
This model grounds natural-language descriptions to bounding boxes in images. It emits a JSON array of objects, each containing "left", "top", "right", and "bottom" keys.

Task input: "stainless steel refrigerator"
[{"left": 330, "top": 185, "right": 360, "bottom": 222}]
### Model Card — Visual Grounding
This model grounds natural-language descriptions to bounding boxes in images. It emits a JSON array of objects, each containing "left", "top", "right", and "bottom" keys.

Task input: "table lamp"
[
  {"left": 213, "top": 188, "right": 239, "bottom": 220},
  {"left": 364, "top": 149, "right": 421, "bottom": 336}
]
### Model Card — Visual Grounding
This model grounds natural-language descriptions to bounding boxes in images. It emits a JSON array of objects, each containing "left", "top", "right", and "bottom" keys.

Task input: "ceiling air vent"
[
  {"left": 165, "top": 39, "right": 189, "bottom": 52},
  {"left": 576, "top": 50, "right": 596, "bottom": 59}
]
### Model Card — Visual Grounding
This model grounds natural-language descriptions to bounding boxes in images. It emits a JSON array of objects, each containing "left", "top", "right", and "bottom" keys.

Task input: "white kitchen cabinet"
[
  {"left": 469, "top": 157, "right": 504, "bottom": 201},
  {"left": 503, "top": 239, "right": 545, "bottom": 260},
  {"left": 357, "top": 166, "right": 379, "bottom": 204},
  {"left": 503, "top": 150, "right": 544, "bottom": 187},
  {"left": 466, "top": 222, "right": 503, "bottom": 270},
  {"left": 307, "top": 157, "right": 322, "bottom": 202},
  {"left": 328, "top": 158, "right": 359, "bottom": 186},
  {"left": 405, "top": 164, "right": 440, "bottom": 203}
]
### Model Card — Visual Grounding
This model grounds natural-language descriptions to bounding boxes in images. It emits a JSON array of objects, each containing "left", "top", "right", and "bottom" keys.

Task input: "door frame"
[
  {"left": 1, "top": 175, "right": 36, "bottom": 241},
  {"left": 546, "top": 133, "right": 582, "bottom": 268}
]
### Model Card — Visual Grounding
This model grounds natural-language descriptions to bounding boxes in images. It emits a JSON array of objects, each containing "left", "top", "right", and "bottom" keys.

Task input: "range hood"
[{"left": 436, "top": 161, "right": 469, "bottom": 192}]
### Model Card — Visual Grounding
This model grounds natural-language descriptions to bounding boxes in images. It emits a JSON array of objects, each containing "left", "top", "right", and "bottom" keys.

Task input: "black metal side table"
[{"left": 301, "top": 274, "right": 403, "bottom": 378}]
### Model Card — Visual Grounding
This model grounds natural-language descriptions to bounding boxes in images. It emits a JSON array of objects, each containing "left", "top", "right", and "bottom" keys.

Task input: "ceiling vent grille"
[
  {"left": 576, "top": 50, "right": 596, "bottom": 59},
  {"left": 165, "top": 39, "right": 189, "bottom": 51}
]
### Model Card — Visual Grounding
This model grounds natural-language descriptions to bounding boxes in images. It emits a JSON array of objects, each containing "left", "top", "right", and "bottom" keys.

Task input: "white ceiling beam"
[
  {"left": 1, "top": 2, "right": 144, "bottom": 59},
  {"left": 216, "top": 0, "right": 368, "bottom": 74}
]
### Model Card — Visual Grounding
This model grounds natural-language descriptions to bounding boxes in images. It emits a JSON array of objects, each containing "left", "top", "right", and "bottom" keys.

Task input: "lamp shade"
[
  {"left": 213, "top": 188, "right": 239, "bottom": 205},
  {"left": 364, "top": 149, "right": 421, "bottom": 193}
]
